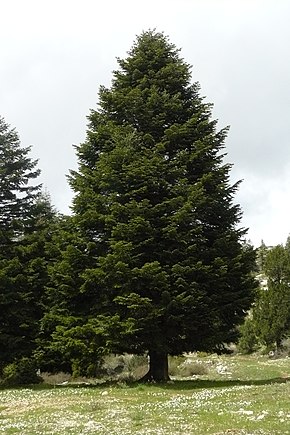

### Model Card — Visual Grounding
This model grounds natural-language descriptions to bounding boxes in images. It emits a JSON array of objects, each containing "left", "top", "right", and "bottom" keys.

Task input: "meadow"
[{"left": 0, "top": 354, "right": 289, "bottom": 434}]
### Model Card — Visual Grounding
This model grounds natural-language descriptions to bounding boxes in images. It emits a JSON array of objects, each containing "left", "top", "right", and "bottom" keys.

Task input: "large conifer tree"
[{"left": 69, "top": 31, "right": 256, "bottom": 381}]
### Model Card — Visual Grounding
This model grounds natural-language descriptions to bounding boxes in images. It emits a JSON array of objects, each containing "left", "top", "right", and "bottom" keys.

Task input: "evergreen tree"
[
  {"left": 256, "top": 240, "right": 268, "bottom": 273},
  {"left": 237, "top": 314, "right": 259, "bottom": 354},
  {"left": 36, "top": 214, "right": 99, "bottom": 375},
  {"left": 0, "top": 192, "right": 59, "bottom": 367},
  {"left": 67, "top": 31, "right": 256, "bottom": 381},
  {"left": 0, "top": 117, "right": 40, "bottom": 242},
  {"left": 254, "top": 245, "right": 290, "bottom": 350},
  {"left": 0, "top": 118, "right": 56, "bottom": 368}
]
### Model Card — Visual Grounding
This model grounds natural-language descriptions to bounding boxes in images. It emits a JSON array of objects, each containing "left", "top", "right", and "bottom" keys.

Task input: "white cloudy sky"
[{"left": 1, "top": 0, "right": 290, "bottom": 247}]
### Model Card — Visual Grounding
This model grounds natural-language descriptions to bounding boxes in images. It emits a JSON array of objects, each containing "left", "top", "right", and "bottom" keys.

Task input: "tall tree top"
[
  {"left": 94, "top": 30, "right": 207, "bottom": 142},
  {"left": 114, "top": 30, "right": 192, "bottom": 91},
  {"left": 0, "top": 116, "right": 41, "bottom": 235}
]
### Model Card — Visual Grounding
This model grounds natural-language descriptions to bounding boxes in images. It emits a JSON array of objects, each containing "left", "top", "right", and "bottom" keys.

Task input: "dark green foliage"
[
  {"left": 0, "top": 117, "right": 60, "bottom": 367},
  {"left": 1, "top": 357, "right": 43, "bottom": 386},
  {"left": 256, "top": 240, "right": 269, "bottom": 273},
  {"left": 0, "top": 117, "right": 40, "bottom": 240},
  {"left": 39, "top": 315, "right": 108, "bottom": 377},
  {"left": 237, "top": 315, "right": 259, "bottom": 354},
  {"left": 35, "top": 215, "right": 103, "bottom": 374},
  {"left": 253, "top": 245, "right": 290, "bottom": 350},
  {"left": 0, "top": 192, "right": 61, "bottom": 366},
  {"left": 54, "top": 31, "right": 256, "bottom": 379}
]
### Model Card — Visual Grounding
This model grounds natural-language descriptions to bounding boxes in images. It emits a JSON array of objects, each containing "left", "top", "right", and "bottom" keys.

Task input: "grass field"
[{"left": 0, "top": 354, "right": 290, "bottom": 434}]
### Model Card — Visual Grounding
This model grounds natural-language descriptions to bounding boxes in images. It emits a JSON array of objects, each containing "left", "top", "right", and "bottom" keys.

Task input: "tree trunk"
[{"left": 140, "top": 350, "right": 170, "bottom": 382}]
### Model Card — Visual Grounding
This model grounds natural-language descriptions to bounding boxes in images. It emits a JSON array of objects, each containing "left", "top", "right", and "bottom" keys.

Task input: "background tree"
[
  {"left": 253, "top": 244, "right": 290, "bottom": 351},
  {"left": 237, "top": 314, "right": 259, "bottom": 354},
  {"left": 0, "top": 118, "right": 57, "bottom": 369},
  {"left": 35, "top": 215, "right": 103, "bottom": 375},
  {"left": 256, "top": 240, "right": 269, "bottom": 273},
  {"left": 60, "top": 30, "right": 256, "bottom": 381},
  {"left": 0, "top": 117, "right": 40, "bottom": 241}
]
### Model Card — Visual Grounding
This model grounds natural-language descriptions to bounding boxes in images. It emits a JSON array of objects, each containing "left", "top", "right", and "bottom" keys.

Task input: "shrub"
[
  {"left": 100, "top": 354, "right": 148, "bottom": 380},
  {"left": 179, "top": 361, "right": 208, "bottom": 377},
  {"left": 168, "top": 355, "right": 186, "bottom": 376},
  {"left": 119, "top": 354, "right": 148, "bottom": 380},
  {"left": 196, "top": 351, "right": 210, "bottom": 358},
  {"left": 40, "top": 372, "right": 71, "bottom": 385},
  {"left": 237, "top": 316, "right": 260, "bottom": 354},
  {"left": 168, "top": 355, "right": 208, "bottom": 377},
  {"left": 2, "top": 357, "right": 43, "bottom": 386}
]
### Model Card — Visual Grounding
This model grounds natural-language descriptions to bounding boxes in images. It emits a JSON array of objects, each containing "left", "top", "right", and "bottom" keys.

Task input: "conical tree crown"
[
  {"left": 98, "top": 30, "right": 199, "bottom": 137},
  {"left": 0, "top": 117, "right": 41, "bottom": 238}
]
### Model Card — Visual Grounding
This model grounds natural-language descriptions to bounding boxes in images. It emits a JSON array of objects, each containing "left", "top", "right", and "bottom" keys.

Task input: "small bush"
[
  {"left": 41, "top": 372, "right": 72, "bottom": 385},
  {"left": 101, "top": 354, "right": 125, "bottom": 377},
  {"left": 168, "top": 356, "right": 186, "bottom": 376},
  {"left": 237, "top": 316, "right": 260, "bottom": 354},
  {"left": 2, "top": 358, "right": 43, "bottom": 386},
  {"left": 196, "top": 351, "right": 210, "bottom": 358},
  {"left": 169, "top": 356, "right": 208, "bottom": 377},
  {"left": 120, "top": 354, "right": 148, "bottom": 373},
  {"left": 179, "top": 361, "right": 208, "bottom": 377},
  {"left": 99, "top": 354, "right": 148, "bottom": 381}
]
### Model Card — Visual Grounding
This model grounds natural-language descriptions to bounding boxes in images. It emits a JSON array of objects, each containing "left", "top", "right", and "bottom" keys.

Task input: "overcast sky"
[{"left": 1, "top": 0, "right": 290, "bottom": 247}]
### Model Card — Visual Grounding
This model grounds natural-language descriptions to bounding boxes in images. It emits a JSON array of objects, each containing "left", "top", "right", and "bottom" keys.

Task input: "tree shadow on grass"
[
  {"left": 55, "top": 376, "right": 290, "bottom": 391},
  {"left": 146, "top": 377, "right": 290, "bottom": 391},
  {"left": 65, "top": 376, "right": 290, "bottom": 391},
  {"left": 0, "top": 377, "right": 288, "bottom": 391}
]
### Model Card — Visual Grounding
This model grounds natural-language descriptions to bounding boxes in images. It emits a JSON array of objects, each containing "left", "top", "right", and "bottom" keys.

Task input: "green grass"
[{"left": 0, "top": 354, "right": 290, "bottom": 434}]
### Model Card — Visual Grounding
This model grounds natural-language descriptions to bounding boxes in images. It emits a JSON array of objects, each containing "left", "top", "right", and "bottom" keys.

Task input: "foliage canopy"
[{"left": 23, "top": 31, "right": 257, "bottom": 381}]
